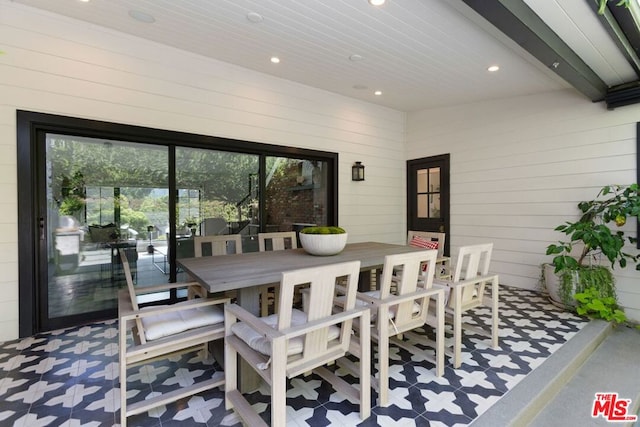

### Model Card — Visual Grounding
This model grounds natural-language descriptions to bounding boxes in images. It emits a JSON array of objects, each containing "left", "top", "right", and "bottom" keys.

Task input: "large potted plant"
[
  {"left": 299, "top": 226, "right": 348, "bottom": 256},
  {"left": 544, "top": 184, "right": 639, "bottom": 319}
]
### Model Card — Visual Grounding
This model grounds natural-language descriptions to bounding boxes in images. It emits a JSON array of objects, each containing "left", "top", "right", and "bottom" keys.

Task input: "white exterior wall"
[
  {"left": 0, "top": 2, "right": 407, "bottom": 341},
  {"left": 407, "top": 89, "right": 640, "bottom": 321}
]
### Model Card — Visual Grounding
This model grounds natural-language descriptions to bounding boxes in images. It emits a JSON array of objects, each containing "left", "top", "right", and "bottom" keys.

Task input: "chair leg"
[
  {"left": 453, "top": 286, "right": 463, "bottom": 369},
  {"left": 359, "top": 309, "right": 371, "bottom": 419},
  {"left": 491, "top": 278, "right": 499, "bottom": 349},
  {"left": 271, "top": 338, "right": 287, "bottom": 425},
  {"left": 435, "top": 291, "right": 445, "bottom": 377},
  {"left": 377, "top": 307, "right": 389, "bottom": 407},
  {"left": 225, "top": 339, "right": 238, "bottom": 410}
]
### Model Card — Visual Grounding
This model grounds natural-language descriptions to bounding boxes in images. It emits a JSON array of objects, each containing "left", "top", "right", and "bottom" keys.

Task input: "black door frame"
[
  {"left": 406, "top": 154, "right": 450, "bottom": 256},
  {"left": 17, "top": 110, "right": 338, "bottom": 337}
]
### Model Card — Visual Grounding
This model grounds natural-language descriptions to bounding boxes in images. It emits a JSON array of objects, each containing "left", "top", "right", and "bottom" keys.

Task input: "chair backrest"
[
  {"left": 449, "top": 243, "right": 493, "bottom": 309},
  {"left": 277, "top": 261, "right": 361, "bottom": 373},
  {"left": 452, "top": 243, "right": 493, "bottom": 282},
  {"left": 258, "top": 231, "right": 297, "bottom": 251},
  {"left": 379, "top": 250, "right": 438, "bottom": 325},
  {"left": 193, "top": 234, "right": 242, "bottom": 257},
  {"left": 407, "top": 230, "right": 445, "bottom": 259}
]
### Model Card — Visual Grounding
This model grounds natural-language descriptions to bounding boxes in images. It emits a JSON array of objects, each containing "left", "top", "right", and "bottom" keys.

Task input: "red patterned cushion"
[{"left": 409, "top": 236, "right": 439, "bottom": 250}]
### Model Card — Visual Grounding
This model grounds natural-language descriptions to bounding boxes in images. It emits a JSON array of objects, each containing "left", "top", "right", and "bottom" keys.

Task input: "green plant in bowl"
[
  {"left": 299, "top": 226, "right": 347, "bottom": 255},
  {"left": 300, "top": 226, "right": 346, "bottom": 235}
]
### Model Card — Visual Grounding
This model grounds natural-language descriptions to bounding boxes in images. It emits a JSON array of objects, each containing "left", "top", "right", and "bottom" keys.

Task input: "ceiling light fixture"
[
  {"left": 374, "top": 90, "right": 382, "bottom": 96},
  {"left": 128, "top": 10, "right": 155, "bottom": 23},
  {"left": 349, "top": 54, "right": 365, "bottom": 62},
  {"left": 487, "top": 65, "right": 500, "bottom": 72},
  {"left": 247, "top": 12, "right": 264, "bottom": 23},
  {"left": 270, "top": 56, "right": 280, "bottom": 64},
  {"left": 369, "top": 0, "right": 386, "bottom": 6}
]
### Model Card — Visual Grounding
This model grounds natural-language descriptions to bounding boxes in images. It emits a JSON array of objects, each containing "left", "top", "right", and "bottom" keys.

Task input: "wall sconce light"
[{"left": 352, "top": 161, "right": 365, "bottom": 181}]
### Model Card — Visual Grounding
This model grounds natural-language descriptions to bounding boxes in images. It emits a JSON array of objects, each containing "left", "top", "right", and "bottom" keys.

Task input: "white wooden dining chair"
[
  {"left": 224, "top": 260, "right": 371, "bottom": 426},
  {"left": 433, "top": 242, "right": 499, "bottom": 368},
  {"left": 407, "top": 230, "right": 449, "bottom": 278},
  {"left": 188, "top": 234, "right": 243, "bottom": 299},
  {"left": 257, "top": 231, "right": 298, "bottom": 316},
  {"left": 356, "top": 250, "right": 445, "bottom": 406},
  {"left": 118, "top": 249, "right": 228, "bottom": 426}
]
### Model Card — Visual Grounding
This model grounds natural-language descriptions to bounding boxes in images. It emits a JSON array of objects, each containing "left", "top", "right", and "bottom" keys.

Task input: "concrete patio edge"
[{"left": 470, "top": 319, "right": 613, "bottom": 427}]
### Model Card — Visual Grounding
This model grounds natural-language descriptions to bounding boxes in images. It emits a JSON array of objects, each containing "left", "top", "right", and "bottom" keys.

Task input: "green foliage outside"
[
  {"left": 575, "top": 286, "right": 627, "bottom": 324},
  {"left": 49, "top": 138, "right": 260, "bottom": 239},
  {"left": 598, "top": 0, "right": 630, "bottom": 15},
  {"left": 546, "top": 184, "right": 640, "bottom": 319}
]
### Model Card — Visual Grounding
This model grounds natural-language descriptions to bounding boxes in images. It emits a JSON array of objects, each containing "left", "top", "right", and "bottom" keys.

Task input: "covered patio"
[{"left": 0, "top": 286, "right": 590, "bottom": 425}]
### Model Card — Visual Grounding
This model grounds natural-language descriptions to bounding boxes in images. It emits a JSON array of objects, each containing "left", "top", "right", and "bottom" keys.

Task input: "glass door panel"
[
  {"left": 45, "top": 134, "right": 168, "bottom": 329},
  {"left": 175, "top": 148, "right": 259, "bottom": 280},
  {"left": 264, "top": 157, "right": 329, "bottom": 240}
]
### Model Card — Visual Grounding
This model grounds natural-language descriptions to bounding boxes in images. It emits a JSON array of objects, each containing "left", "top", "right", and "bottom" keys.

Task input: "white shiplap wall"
[
  {"left": 407, "top": 89, "right": 640, "bottom": 321},
  {"left": 0, "top": 1, "right": 407, "bottom": 341}
]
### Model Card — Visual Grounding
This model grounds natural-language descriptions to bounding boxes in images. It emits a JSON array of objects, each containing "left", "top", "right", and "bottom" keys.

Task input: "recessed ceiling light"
[
  {"left": 78, "top": 0, "right": 90, "bottom": 3},
  {"left": 128, "top": 10, "right": 155, "bottom": 23},
  {"left": 349, "top": 54, "right": 365, "bottom": 62},
  {"left": 487, "top": 65, "right": 500, "bottom": 72},
  {"left": 247, "top": 12, "right": 263, "bottom": 23},
  {"left": 270, "top": 56, "right": 280, "bottom": 64},
  {"left": 369, "top": 0, "right": 386, "bottom": 5},
  {"left": 374, "top": 90, "right": 382, "bottom": 96}
]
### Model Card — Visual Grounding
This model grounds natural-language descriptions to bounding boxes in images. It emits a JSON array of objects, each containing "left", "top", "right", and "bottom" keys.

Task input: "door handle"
[{"left": 39, "top": 217, "right": 45, "bottom": 240}]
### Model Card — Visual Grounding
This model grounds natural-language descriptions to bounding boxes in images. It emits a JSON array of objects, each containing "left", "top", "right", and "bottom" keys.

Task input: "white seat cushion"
[
  {"left": 231, "top": 309, "right": 341, "bottom": 357},
  {"left": 142, "top": 304, "right": 224, "bottom": 341}
]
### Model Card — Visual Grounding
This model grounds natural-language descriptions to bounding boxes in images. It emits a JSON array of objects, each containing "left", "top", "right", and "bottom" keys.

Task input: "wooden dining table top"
[{"left": 177, "top": 241, "right": 427, "bottom": 293}]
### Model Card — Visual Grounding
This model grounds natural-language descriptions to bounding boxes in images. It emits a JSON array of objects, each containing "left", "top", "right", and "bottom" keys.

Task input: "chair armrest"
[
  {"left": 225, "top": 303, "right": 283, "bottom": 340},
  {"left": 120, "top": 295, "right": 229, "bottom": 322},
  {"left": 282, "top": 306, "right": 370, "bottom": 340},
  {"left": 374, "top": 288, "right": 444, "bottom": 307},
  {"left": 447, "top": 274, "right": 499, "bottom": 289},
  {"left": 132, "top": 281, "right": 203, "bottom": 296},
  {"left": 355, "top": 292, "right": 378, "bottom": 304}
]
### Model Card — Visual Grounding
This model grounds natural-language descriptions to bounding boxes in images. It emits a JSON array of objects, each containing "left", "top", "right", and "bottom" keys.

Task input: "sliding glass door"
[
  {"left": 18, "top": 110, "right": 338, "bottom": 336},
  {"left": 45, "top": 135, "right": 169, "bottom": 330}
]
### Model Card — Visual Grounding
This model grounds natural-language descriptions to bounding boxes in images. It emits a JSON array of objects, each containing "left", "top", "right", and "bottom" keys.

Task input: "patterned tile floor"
[{"left": 0, "top": 286, "right": 588, "bottom": 426}]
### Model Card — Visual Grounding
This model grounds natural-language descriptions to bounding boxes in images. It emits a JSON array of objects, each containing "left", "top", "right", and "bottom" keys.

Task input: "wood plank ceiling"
[{"left": 10, "top": 0, "right": 640, "bottom": 111}]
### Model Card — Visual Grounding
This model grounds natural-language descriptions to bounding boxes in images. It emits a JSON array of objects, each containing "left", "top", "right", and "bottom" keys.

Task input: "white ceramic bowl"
[{"left": 299, "top": 233, "right": 348, "bottom": 256}]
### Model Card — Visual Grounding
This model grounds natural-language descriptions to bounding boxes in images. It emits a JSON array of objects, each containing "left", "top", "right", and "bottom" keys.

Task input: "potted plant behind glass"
[
  {"left": 299, "top": 226, "right": 348, "bottom": 256},
  {"left": 544, "top": 184, "right": 640, "bottom": 322}
]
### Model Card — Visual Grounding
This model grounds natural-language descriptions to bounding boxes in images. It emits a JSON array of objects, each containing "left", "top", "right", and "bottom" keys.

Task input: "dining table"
[{"left": 177, "top": 241, "right": 430, "bottom": 391}]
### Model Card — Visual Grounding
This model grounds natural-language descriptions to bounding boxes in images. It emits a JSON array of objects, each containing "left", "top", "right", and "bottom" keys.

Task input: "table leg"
[
  {"left": 235, "top": 286, "right": 263, "bottom": 393},
  {"left": 358, "top": 268, "right": 381, "bottom": 292}
]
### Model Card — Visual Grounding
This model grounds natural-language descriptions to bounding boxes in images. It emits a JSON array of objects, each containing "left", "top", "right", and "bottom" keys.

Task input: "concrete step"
[{"left": 471, "top": 320, "right": 640, "bottom": 426}]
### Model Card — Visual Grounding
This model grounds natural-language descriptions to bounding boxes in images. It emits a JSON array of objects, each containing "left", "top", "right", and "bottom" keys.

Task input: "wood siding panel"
[
  {"left": 407, "top": 90, "right": 640, "bottom": 321},
  {"left": 0, "top": 2, "right": 406, "bottom": 339}
]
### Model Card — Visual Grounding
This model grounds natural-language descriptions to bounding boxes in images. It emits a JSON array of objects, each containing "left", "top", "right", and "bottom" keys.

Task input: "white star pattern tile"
[{"left": 0, "top": 286, "right": 588, "bottom": 426}]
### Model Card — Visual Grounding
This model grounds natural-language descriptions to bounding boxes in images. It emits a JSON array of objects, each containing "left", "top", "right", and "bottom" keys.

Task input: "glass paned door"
[
  {"left": 45, "top": 134, "right": 168, "bottom": 330},
  {"left": 416, "top": 167, "right": 441, "bottom": 218},
  {"left": 407, "top": 155, "right": 450, "bottom": 255}
]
